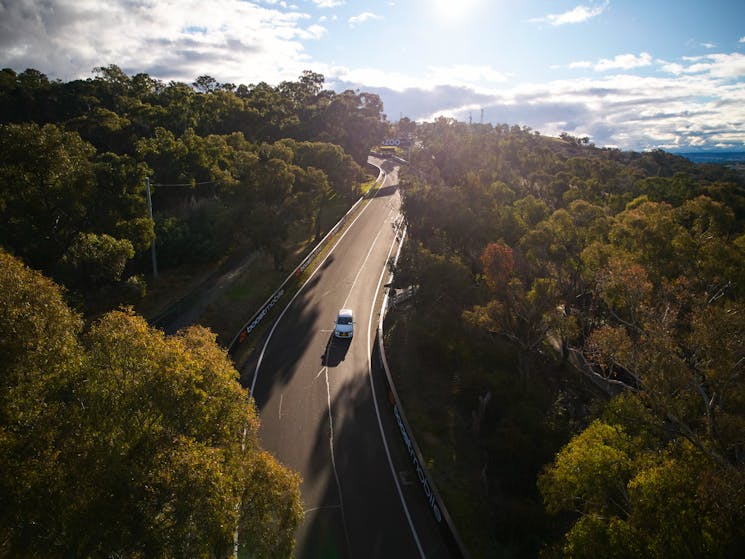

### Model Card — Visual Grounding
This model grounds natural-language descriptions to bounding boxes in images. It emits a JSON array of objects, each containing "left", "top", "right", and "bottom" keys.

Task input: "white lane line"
[
  {"left": 342, "top": 227, "right": 383, "bottom": 310},
  {"left": 304, "top": 505, "right": 342, "bottom": 514},
  {"left": 324, "top": 361, "right": 353, "bottom": 557},
  {"left": 250, "top": 167, "right": 392, "bottom": 559},
  {"left": 249, "top": 170, "right": 384, "bottom": 396},
  {"left": 324, "top": 209, "right": 385, "bottom": 558},
  {"left": 366, "top": 216, "right": 426, "bottom": 558}
]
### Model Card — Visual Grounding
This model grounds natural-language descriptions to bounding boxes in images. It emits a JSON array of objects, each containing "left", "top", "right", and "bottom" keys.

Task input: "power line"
[
  {"left": 150, "top": 179, "right": 219, "bottom": 187},
  {"left": 144, "top": 176, "right": 222, "bottom": 280}
]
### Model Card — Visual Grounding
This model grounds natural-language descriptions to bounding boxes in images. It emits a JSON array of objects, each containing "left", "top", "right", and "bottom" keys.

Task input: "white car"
[{"left": 334, "top": 309, "right": 354, "bottom": 339}]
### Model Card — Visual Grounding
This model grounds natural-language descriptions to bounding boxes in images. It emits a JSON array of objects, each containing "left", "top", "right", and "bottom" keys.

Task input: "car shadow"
[{"left": 321, "top": 333, "right": 351, "bottom": 367}]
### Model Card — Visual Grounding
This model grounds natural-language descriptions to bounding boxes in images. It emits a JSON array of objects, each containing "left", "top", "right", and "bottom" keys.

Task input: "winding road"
[{"left": 242, "top": 158, "right": 454, "bottom": 558}]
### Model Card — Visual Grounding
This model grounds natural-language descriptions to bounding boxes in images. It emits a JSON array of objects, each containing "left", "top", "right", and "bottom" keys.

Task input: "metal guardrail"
[
  {"left": 226, "top": 159, "right": 466, "bottom": 555},
  {"left": 226, "top": 164, "right": 385, "bottom": 353},
  {"left": 376, "top": 227, "right": 471, "bottom": 559}
]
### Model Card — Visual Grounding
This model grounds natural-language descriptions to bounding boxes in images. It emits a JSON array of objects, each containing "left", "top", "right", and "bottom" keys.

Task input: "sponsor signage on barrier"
[
  {"left": 382, "top": 138, "right": 411, "bottom": 148},
  {"left": 229, "top": 168, "right": 376, "bottom": 352},
  {"left": 394, "top": 404, "right": 443, "bottom": 523},
  {"left": 299, "top": 247, "right": 320, "bottom": 274},
  {"left": 244, "top": 289, "right": 284, "bottom": 336}
]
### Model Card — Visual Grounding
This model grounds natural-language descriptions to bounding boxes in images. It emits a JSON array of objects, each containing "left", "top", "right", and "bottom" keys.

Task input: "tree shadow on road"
[{"left": 374, "top": 185, "right": 398, "bottom": 198}]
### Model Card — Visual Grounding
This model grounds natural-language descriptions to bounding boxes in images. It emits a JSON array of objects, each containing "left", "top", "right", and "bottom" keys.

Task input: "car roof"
[{"left": 338, "top": 308, "right": 353, "bottom": 317}]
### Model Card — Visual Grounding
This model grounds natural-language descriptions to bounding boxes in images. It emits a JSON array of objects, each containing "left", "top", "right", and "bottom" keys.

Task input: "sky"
[{"left": 1, "top": 0, "right": 744, "bottom": 151}]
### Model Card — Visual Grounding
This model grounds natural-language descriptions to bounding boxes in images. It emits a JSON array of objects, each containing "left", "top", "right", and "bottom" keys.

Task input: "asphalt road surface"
[{"left": 243, "top": 159, "right": 455, "bottom": 558}]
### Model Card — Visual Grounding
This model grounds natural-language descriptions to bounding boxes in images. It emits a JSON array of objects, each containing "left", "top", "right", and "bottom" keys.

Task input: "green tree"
[
  {"left": 466, "top": 242, "right": 567, "bottom": 384},
  {"left": 238, "top": 449, "right": 304, "bottom": 559},
  {"left": 607, "top": 197, "right": 687, "bottom": 283},
  {"left": 539, "top": 418, "right": 745, "bottom": 559},
  {"left": 0, "top": 250, "right": 303, "bottom": 557},
  {"left": 59, "top": 232, "right": 135, "bottom": 287},
  {"left": 66, "top": 107, "right": 134, "bottom": 153},
  {"left": 0, "top": 249, "right": 86, "bottom": 557},
  {"left": 0, "top": 123, "right": 96, "bottom": 269},
  {"left": 520, "top": 200, "right": 609, "bottom": 298}
]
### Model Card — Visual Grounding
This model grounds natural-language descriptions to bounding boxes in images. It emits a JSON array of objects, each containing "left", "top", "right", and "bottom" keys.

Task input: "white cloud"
[
  {"left": 0, "top": 0, "right": 321, "bottom": 85},
  {"left": 327, "top": 66, "right": 430, "bottom": 90},
  {"left": 661, "top": 53, "right": 745, "bottom": 79},
  {"left": 348, "top": 12, "right": 382, "bottom": 27},
  {"left": 562, "top": 53, "right": 652, "bottom": 72},
  {"left": 532, "top": 1, "right": 609, "bottom": 26},
  {"left": 739, "top": 36, "right": 745, "bottom": 43},
  {"left": 298, "top": 24, "right": 327, "bottom": 39},
  {"left": 659, "top": 61, "right": 686, "bottom": 75},
  {"left": 701, "top": 42, "right": 716, "bottom": 49},
  {"left": 312, "top": 0, "right": 345, "bottom": 7},
  {"left": 0, "top": 0, "right": 742, "bottom": 152},
  {"left": 331, "top": 54, "right": 745, "bottom": 151},
  {"left": 595, "top": 52, "right": 653, "bottom": 71},
  {"left": 327, "top": 63, "right": 510, "bottom": 93}
]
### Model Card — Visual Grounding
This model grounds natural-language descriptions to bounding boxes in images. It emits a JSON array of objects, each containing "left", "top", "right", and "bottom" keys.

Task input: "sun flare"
[{"left": 433, "top": 0, "right": 482, "bottom": 24}]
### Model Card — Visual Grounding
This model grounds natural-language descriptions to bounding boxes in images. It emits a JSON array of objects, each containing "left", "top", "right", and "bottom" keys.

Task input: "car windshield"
[{"left": 337, "top": 316, "right": 353, "bottom": 325}]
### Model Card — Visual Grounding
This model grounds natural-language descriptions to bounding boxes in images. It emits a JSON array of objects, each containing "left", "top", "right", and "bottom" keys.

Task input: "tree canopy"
[
  {"left": 388, "top": 118, "right": 745, "bottom": 557},
  {"left": 0, "top": 249, "right": 302, "bottom": 557},
  {"left": 0, "top": 66, "right": 383, "bottom": 309}
]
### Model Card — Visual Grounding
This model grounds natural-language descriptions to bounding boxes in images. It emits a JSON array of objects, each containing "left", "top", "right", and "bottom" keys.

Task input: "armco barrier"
[
  {"left": 377, "top": 227, "right": 470, "bottom": 558},
  {"left": 227, "top": 163, "right": 385, "bottom": 353}
]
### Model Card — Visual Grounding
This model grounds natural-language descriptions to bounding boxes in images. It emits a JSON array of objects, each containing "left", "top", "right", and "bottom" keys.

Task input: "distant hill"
[{"left": 674, "top": 151, "right": 745, "bottom": 164}]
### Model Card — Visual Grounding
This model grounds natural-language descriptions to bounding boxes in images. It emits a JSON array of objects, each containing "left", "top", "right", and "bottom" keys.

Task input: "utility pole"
[{"left": 145, "top": 177, "right": 158, "bottom": 279}]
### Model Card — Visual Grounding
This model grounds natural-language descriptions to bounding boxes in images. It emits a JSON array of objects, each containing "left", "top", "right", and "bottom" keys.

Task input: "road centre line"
[
  {"left": 250, "top": 169, "right": 384, "bottom": 395},
  {"left": 366, "top": 206, "right": 426, "bottom": 558},
  {"left": 342, "top": 227, "right": 383, "bottom": 310},
  {"left": 318, "top": 193, "right": 386, "bottom": 559},
  {"left": 304, "top": 505, "right": 342, "bottom": 514},
  {"left": 250, "top": 167, "right": 389, "bottom": 558},
  {"left": 323, "top": 351, "right": 352, "bottom": 557}
]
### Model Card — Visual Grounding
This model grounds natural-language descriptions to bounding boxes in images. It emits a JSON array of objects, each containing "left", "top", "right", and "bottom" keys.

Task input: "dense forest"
[
  {"left": 4, "top": 61, "right": 745, "bottom": 558},
  {"left": 0, "top": 65, "right": 387, "bottom": 557},
  {"left": 387, "top": 119, "right": 745, "bottom": 557},
  {"left": 1, "top": 249, "right": 302, "bottom": 557},
  {"left": 0, "top": 65, "right": 386, "bottom": 311}
]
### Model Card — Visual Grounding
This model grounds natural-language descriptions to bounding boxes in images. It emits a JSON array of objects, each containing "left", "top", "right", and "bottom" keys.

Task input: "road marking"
[
  {"left": 366, "top": 210, "right": 426, "bottom": 558},
  {"left": 324, "top": 360, "right": 353, "bottom": 557},
  {"left": 342, "top": 227, "right": 383, "bottom": 310},
  {"left": 250, "top": 171, "right": 383, "bottom": 396},
  {"left": 315, "top": 367, "right": 327, "bottom": 380},
  {"left": 304, "top": 505, "right": 343, "bottom": 514},
  {"left": 250, "top": 163, "right": 396, "bottom": 558}
]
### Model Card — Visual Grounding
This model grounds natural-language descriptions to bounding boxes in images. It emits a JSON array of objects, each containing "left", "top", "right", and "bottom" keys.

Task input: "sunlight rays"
[{"left": 432, "top": 0, "right": 483, "bottom": 25}]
